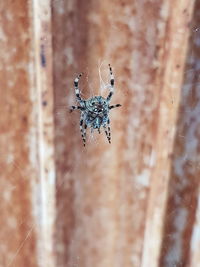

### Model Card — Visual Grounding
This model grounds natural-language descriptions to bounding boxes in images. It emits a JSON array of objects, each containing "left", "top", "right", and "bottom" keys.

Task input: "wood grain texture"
[
  {"left": 52, "top": 0, "right": 196, "bottom": 266},
  {"left": 0, "top": 0, "right": 56, "bottom": 266},
  {"left": 32, "top": 0, "right": 56, "bottom": 266},
  {"left": 0, "top": 0, "right": 198, "bottom": 266},
  {"left": 52, "top": 0, "right": 163, "bottom": 266},
  {"left": 160, "top": 2, "right": 200, "bottom": 266},
  {"left": 0, "top": 1, "right": 38, "bottom": 266},
  {"left": 142, "top": 0, "right": 196, "bottom": 266}
]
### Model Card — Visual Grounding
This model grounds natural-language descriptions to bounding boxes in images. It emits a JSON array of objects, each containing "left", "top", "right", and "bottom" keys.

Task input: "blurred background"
[{"left": 0, "top": 0, "right": 200, "bottom": 266}]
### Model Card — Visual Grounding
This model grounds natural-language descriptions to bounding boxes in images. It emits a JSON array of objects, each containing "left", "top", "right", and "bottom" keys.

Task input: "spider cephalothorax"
[{"left": 70, "top": 64, "right": 121, "bottom": 146}]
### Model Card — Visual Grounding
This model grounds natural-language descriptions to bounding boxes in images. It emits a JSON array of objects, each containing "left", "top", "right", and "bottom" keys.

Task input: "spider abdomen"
[{"left": 85, "top": 114, "right": 107, "bottom": 128}]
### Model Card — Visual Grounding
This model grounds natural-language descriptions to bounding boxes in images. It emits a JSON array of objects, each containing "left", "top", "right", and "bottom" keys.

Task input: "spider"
[{"left": 70, "top": 64, "right": 121, "bottom": 146}]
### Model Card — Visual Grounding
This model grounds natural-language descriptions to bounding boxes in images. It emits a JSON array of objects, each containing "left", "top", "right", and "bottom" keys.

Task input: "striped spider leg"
[{"left": 70, "top": 72, "right": 86, "bottom": 112}]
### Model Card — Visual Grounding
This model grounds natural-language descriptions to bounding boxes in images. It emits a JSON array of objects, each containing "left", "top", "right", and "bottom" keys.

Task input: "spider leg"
[
  {"left": 109, "top": 104, "right": 121, "bottom": 110},
  {"left": 107, "top": 119, "right": 111, "bottom": 143},
  {"left": 69, "top": 106, "right": 85, "bottom": 112},
  {"left": 83, "top": 124, "right": 87, "bottom": 144},
  {"left": 80, "top": 118, "right": 86, "bottom": 146},
  {"left": 103, "top": 123, "right": 111, "bottom": 144},
  {"left": 74, "top": 73, "right": 83, "bottom": 102},
  {"left": 98, "top": 127, "right": 101, "bottom": 134},
  {"left": 107, "top": 64, "right": 114, "bottom": 102}
]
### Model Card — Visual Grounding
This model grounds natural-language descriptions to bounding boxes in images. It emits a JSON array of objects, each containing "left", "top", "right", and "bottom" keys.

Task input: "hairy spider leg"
[
  {"left": 83, "top": 124, "right": 87, "bottom": 144},
  {"left": 109, "top": 104, "right": 122, "bottom": 110},
  {"left": 69, "top": 106, "right": 85, "bottom": 112},
  {"left": 80, "top": 115, "right": 86, "bottom": 146},
  {"left": 103, "top": 125, "right": 111, "bottom": 144},
  {"left": 107, "top": 119, "right": 111, "bottom": 143},
  {"left": 74, "top": 73, "right": 83, "bottom": 102},
  {"left": 107, "top": 64, "right": 114, "bottom": 102}
]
